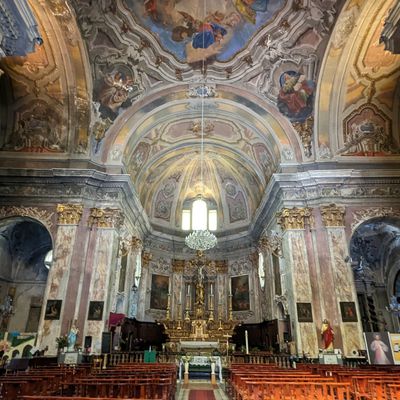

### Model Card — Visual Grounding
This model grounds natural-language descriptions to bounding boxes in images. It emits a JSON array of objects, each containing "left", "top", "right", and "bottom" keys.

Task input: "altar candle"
[
  {"left": 187, "top": 284, "right": 190, "bottom": 296},
  {"left": 229, "top": 279, "right": 232, "bottom": 296},
  {"left": 245, "top": 330, "right": 249, "bottom": 355},
  {"left": 211, "top": 283, "right": 213, "bottom": 296},
  {"left": 179, "top": 290, "right": 182, "bottom": 304}
]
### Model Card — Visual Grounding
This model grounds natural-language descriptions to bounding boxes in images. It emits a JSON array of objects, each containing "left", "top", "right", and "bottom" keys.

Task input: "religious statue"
[
  {"left": 321, "top": 319, "right": 334, "bottom": 351},
  {"left": 67, "top": 321, "right": 79, "bottom": 352}
]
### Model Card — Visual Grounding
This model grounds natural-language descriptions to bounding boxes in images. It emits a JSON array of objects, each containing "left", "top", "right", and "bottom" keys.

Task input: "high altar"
[{"left": 162, "top": 251, "right": 237, "bottom": 354}]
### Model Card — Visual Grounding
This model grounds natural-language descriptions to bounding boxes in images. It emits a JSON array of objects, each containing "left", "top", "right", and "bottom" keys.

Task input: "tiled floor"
[{"left": 175, "top": 380, "right": 230, "bottom": 400}]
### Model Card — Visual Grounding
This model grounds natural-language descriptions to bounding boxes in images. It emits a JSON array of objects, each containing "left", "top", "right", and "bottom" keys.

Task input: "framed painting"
[
  {"left": 364, "top": 332, "right": 394, "bottom": 365},
  {"left": 297, "top": 302, "right": 313, "bottom": 322},
  {"left": 231, "top": 275, "right": 250, "bottom": 311},
  {"left": 150, "top": 274, "right": 169, "bottom": 310},
  {"left": 88, "top": 301, "right": 104, "bottom": 320},
  {"left": 44, "top": 299, "right": 62, "bottom": 320},
  {"left": 340, "top": 301, "right": 358, "bottom": 322}
]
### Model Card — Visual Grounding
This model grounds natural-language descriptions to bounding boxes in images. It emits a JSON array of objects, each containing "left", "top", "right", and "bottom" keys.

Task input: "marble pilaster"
[
  {"left": 277, "top": 207, "right": 318, "bottom": 357},
  {"left": 136, "top": 251, "right": 152, "bottom": 320},
  {"left": 321, "top": 205, "right": 364, "bottom": 355},
  {"left": 83, "top": 208, "right": 123, "bottom": 353},
  {"left": 37, "top": 204, "right": 83, "bottom": 354}
]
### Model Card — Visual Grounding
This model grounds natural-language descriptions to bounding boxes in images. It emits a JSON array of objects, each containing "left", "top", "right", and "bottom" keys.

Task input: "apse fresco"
[{"left": 127, "top": 0, "right": 285, "bottom": 63}]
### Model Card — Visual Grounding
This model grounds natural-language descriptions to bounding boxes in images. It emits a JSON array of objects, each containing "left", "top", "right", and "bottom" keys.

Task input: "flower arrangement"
[{"left": 55, "top": 335, "right": 68, "bottom": 350}]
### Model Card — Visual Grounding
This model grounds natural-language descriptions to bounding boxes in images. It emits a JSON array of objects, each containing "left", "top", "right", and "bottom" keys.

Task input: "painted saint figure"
[
  {"left": 321, "top": 319, "right": 334, "bottom": 351},
  {"left": 370, "top": 333, "right": 391, "bottom": 364}
]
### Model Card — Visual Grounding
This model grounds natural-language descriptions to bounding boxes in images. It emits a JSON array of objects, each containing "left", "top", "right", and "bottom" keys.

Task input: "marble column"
[
  {"left": 258, "top": 232, "right": 283, "bottom": 320},
  {"left": 37, "top": 204, "right": 83, "bottom": 354},
  {"left": 136, "top": 251, "right": 152, "bottom": 320},
  {"left": 277, "top": 207, "right": 319, "bottom": 357},
  {"left": 172, "top": 260, "right": 184, "bottom": 320},
  {"left": 83, "top": 208, "right": 123, "bottom": 354},
  {"left": 320, "top": 204, "right": 364, "bottom": 355},
  {"left": 127, "top": 238, "right": 143, "bottom": 318}
]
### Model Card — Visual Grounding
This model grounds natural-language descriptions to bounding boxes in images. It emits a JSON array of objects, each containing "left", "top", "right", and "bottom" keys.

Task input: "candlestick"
[{"left": 245, "top": 330, "right": 249, "bottom": 355}]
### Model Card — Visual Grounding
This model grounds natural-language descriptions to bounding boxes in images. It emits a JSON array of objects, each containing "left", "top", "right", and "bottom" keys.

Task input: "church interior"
[{"left": 0, "top": 0, "right": 400, "bottom": 398}]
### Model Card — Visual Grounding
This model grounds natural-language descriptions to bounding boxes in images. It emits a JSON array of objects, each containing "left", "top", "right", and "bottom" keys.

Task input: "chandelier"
[
  {"left": 185, "top": 10, "right": 217, "bottom": 251},
  {"left": 185, "top": 229, "right": 217, "bottom": 251}
]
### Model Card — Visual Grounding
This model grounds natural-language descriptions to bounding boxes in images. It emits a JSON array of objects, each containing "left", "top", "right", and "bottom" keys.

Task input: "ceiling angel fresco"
[{"left": 127, "top": 0, "right": 285, "bottom": 63}]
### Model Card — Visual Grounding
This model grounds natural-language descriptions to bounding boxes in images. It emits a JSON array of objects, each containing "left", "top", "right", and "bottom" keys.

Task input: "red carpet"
[{"left": 188, "top": 389, "right": 216, "bottom": 400}]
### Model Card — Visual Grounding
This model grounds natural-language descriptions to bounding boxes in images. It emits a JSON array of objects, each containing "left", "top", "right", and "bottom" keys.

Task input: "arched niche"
[
  {"left": 349, "top": 216, "right": 400, "bottom": 333},
  {"left": 0, "top": 217, "right": 53, "bottom": 334}
]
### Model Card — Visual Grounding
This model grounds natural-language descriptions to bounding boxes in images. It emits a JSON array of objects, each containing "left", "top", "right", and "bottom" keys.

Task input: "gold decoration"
[
  {"left": 131, "top": 236, "right": 143, "bottom": 252},
  {"left": 258, "top": 231, "right": 283, "bottom": 257},
  {"left": 142, "top": 252, "right": 152, "bottom": 268},
  {"left": 215, "top": 260, "right": 228, "bottom": 274},
  {"left": 320, "top": 204, "right": 346, "bottom": 227},
  {"left": 172, "top": 259, "right": 185, "bottom": 273},
  {"left": 292, "top": 116, "right": 313, "bottom": 158},
  {"left": 351, "top": 207, "right": 400, "bottom": 232},
  {"left": 56, "top": 204, "right": 83, "bottom": 225},
  {"left": 88, "top": 208, "right": 124, "bottom": 228},
  {"left": 277, "top": 207, "right": 314, "bottom": 230},
  {"left": 0, "top": 206, "right": 54, "bottom": 231}
]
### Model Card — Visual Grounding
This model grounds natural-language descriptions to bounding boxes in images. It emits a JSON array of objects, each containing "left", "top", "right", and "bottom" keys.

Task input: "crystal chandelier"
[
  {"left": 185, "top": 12, "right": 217, "bottom": 251},
  {"left": 185, "top": 229, "right": 217, "bottom": 251}
]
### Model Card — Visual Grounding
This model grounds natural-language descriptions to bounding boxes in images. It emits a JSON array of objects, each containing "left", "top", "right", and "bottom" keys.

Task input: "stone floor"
[{"left": 175, "top": 380, "right": 230, "bottom": 400}]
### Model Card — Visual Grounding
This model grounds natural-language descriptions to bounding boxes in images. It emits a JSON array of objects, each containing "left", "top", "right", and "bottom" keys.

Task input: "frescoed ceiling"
[{"left": 0, "top": 0, "right": 399, "bottom": 245}]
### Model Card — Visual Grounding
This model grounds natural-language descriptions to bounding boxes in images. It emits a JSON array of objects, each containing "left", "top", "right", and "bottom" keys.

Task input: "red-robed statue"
[{"left": 321, "top": 319, "right": 334, "bottom": 351}]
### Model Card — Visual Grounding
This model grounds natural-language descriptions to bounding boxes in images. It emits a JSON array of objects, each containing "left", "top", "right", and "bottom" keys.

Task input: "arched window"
[{"left": 182, "top": 198, "right": 217, "bottom": 231}]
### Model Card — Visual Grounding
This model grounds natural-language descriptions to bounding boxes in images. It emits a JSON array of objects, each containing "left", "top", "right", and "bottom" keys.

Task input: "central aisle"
[{"left": 175, "top": 380, "right": 229, "bottom": 400}]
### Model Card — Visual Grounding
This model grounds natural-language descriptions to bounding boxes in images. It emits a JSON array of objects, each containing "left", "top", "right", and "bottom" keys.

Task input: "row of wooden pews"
[
  {"left": 0, "top": 362, "right": 176, "bottom": 399},
  {"left": 226, "top": 362, "right": 400, "bottom": 400}
]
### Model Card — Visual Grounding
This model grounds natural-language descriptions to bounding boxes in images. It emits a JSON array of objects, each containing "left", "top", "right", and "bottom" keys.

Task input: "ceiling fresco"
[{"left": 126, "top": 0, "right": 286, "bottom": 63}]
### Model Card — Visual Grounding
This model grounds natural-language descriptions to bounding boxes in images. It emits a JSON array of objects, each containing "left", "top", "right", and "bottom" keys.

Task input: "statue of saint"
[
  {"left": 321, "top": 319, "right": 334, "bottom": 351},
  {"left": 67, "top": 321, "right": 79, "bottom": 352}
]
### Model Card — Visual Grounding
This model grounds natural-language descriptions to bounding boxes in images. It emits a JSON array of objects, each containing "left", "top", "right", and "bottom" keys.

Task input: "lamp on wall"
[{"left": 185, "top": 4, "right": 217, "bottom": 252}]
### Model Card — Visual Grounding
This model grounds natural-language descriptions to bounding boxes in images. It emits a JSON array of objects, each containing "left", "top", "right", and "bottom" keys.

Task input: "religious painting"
[
  {"left": 340, "top": 301, "right": 358, "bottom": 322},
  {"left": 150, "top": 274, "right": 169, "bottom": 310},
  {"left": 297, "top": 302, "right": 313, "bottom": 323},
  {"left": 364, "top": 332, "right": 394, "bottom": 365},
  {"left": 389, "top": 334, "right": 400, "bottom": 365},
  {"left": 44, "top": 300, "right": 62, "bottom": 320},
  {"left": 88, "top": 301, "right": 104, "bottom": 321},
  {"left": 126, "top": 0, "right": 285, "bottom": 63},
  {"left": 231, "top": 275, "right": 250, "bottom": 311},
  {"left": 277, "top": 71, "right": 315, "bottom": 123}
]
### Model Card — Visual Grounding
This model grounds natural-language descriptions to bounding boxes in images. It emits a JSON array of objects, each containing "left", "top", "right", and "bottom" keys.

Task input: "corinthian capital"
[
  {"left": 88, "top": 208, "right": 124, "bottom": 228},
  {"left": 57, "top": 204, "right": 83, "bottom": 225},
  {"left": 277, "top": 207, "right": 314, "bottom": 230},
  {"left": 258, "top": 231, "right": 283, "bottom": 257},
  {"left": 320, "top": 204, "right": 345, "bottom": 227}
]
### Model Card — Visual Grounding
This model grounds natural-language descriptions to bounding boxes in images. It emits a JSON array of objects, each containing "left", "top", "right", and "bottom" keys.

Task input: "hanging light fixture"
[{"left": 185, "top": 3, "right": 217, "bottom": 252}]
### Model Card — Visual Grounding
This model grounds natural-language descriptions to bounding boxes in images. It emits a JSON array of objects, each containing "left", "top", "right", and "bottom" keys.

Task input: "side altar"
[{"left": 162, "top": 251, "right": 238, "bottom": 354}]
